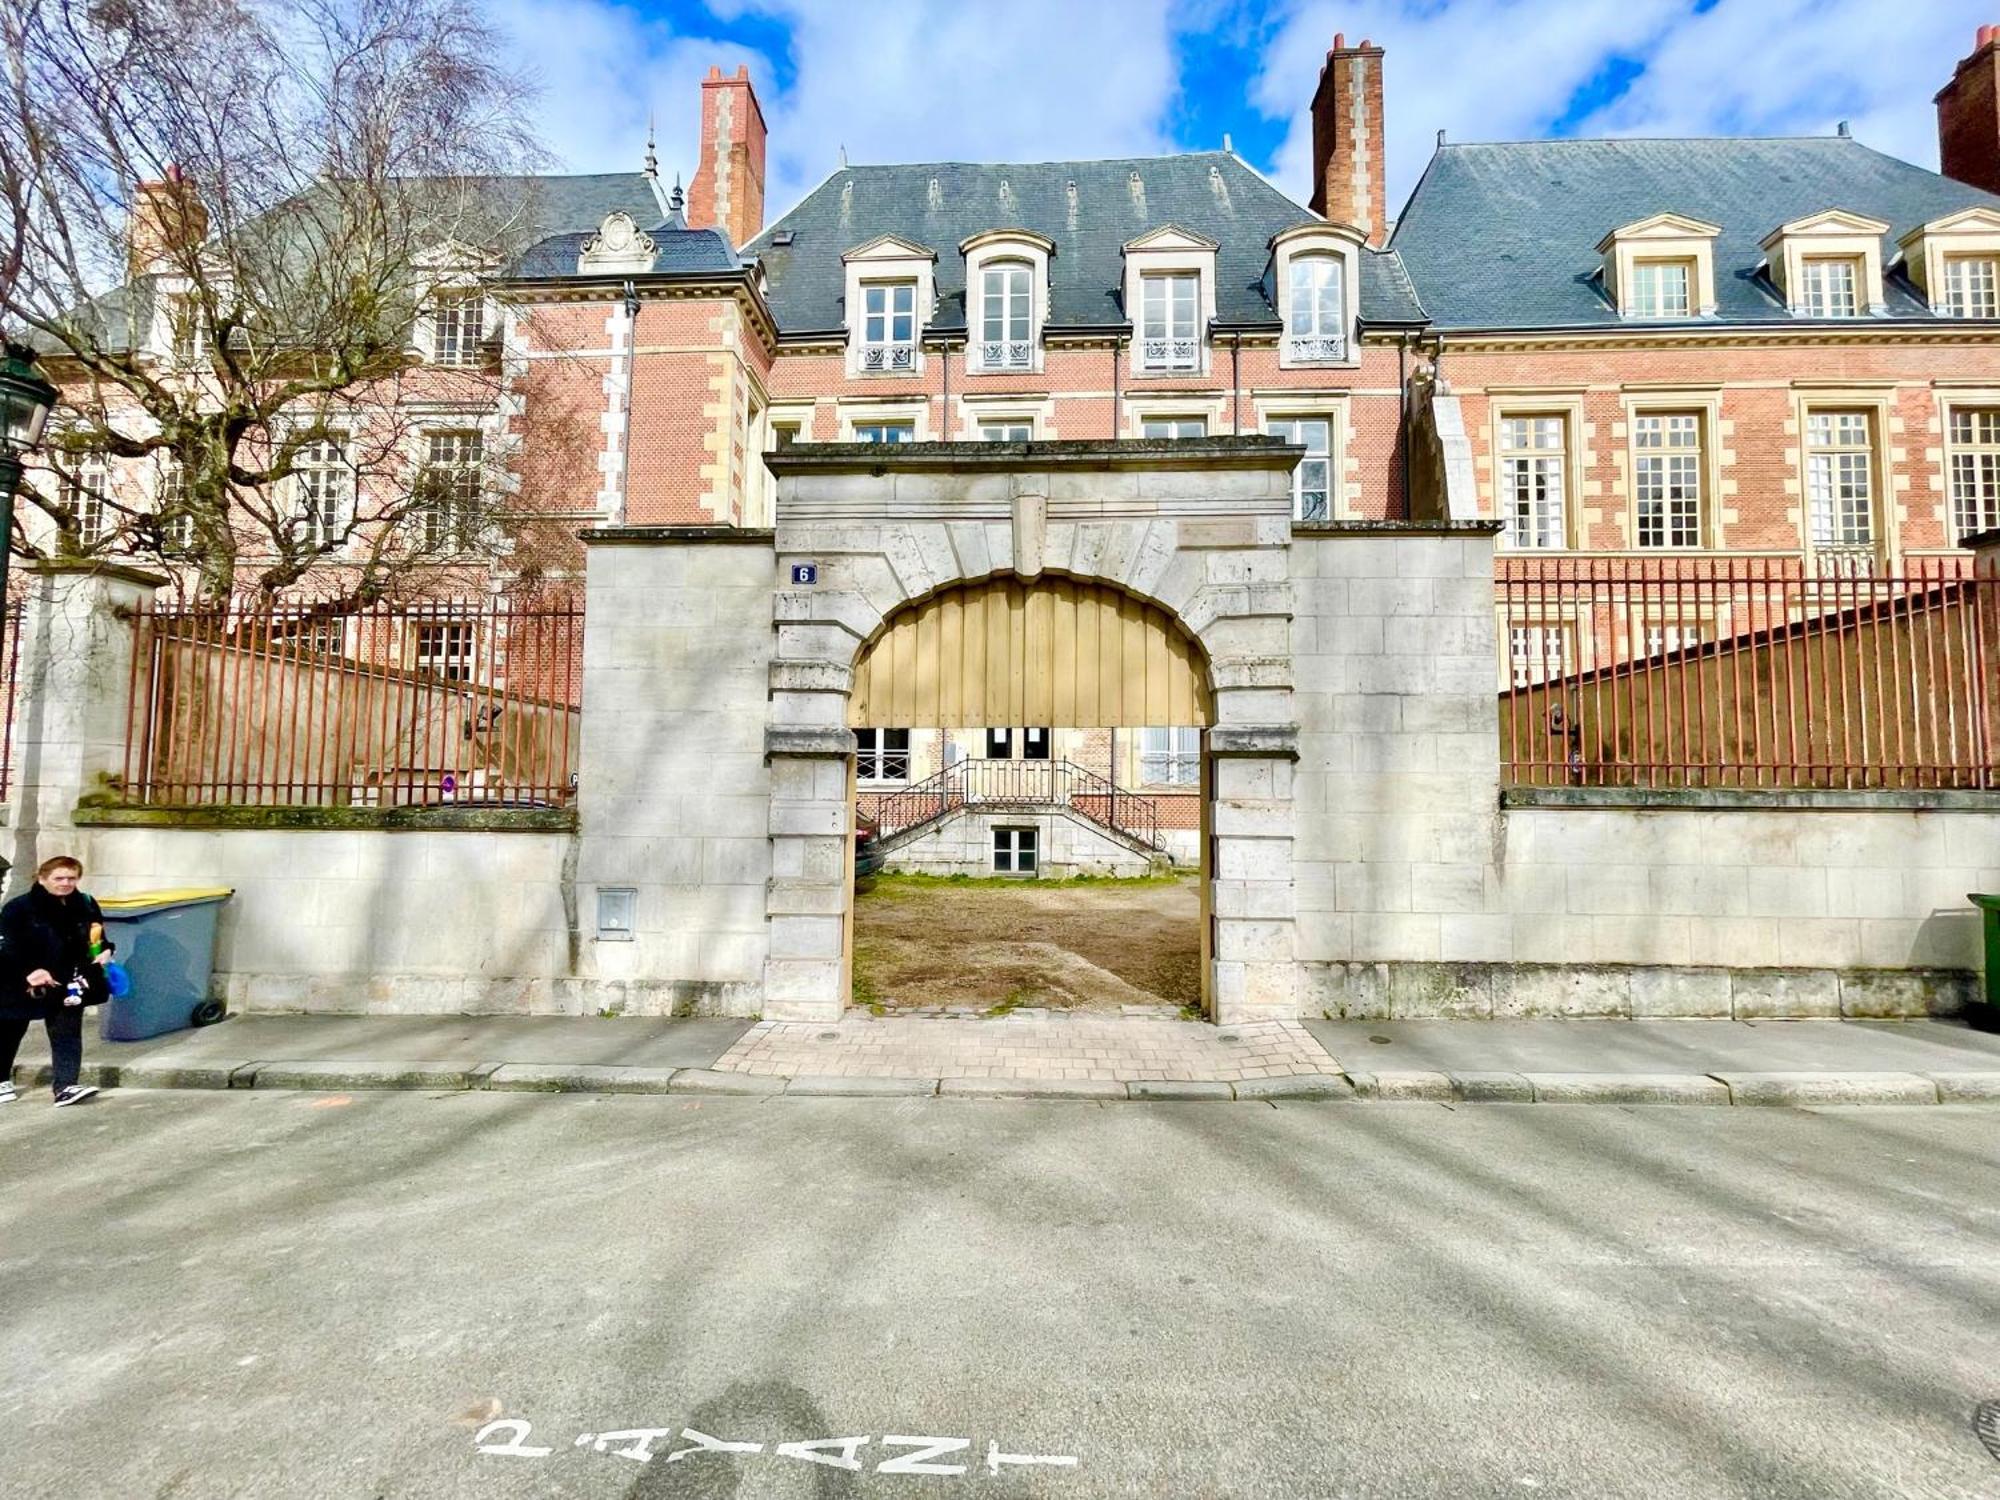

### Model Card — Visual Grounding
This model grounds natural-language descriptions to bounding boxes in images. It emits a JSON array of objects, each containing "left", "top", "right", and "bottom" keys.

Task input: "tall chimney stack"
[
  {"left": 128, "top": 164, "right": 208, "bottom": 277},
  {"left": 1937, "top": 26, "right": 2000, "bottom": 195},
  {"left": 1309, "top": 34, "right": 1388, "bottom": 247},
  {"left": 686, "top": 64, "right": 768, "bottom": 251}
]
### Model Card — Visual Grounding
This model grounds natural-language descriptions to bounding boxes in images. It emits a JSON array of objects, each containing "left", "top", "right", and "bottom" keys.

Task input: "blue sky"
[{"left": 490, "top": 0, "right": 1995, "bottom": 222}]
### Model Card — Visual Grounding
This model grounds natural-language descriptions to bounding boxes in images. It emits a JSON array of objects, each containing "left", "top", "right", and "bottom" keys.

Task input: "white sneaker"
[
  {"left": 51, "top": 1084, "right": 98, "bottom": 1107},
  {"left": 0, "top": 1080, "right": 16, "bottom": 1103}
]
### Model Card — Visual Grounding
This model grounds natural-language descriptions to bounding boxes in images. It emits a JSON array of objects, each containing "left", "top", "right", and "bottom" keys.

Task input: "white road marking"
[
  {"left": 472, "top": 1419, "right": 552, "bottom": 1458},
  {"left": 879, "top": 1436, "right": 970, "bottom": 1475},
  {"left": 775, "top": 1436, "right": 870, "bottom": 1470}
]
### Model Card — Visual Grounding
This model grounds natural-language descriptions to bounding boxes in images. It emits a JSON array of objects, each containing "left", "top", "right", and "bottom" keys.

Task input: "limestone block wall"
[
  {"left": 572, "top": 530, "right": 777, "bottom": 1014},
  {"left": 1292, "top": 523, "right": 2000, "bottom": 1018},
  {"left": 878, "top": 808, "right": 1160, "bottom": 878}
]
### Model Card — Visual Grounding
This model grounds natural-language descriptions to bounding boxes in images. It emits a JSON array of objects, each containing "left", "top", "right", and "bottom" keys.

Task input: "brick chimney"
[
  {"left": 1309, "top": 34, "right": 1388, "bottom": 246},
  {"left": 1938, "top": 25, "right": 2000, "bottom": 195},
  {"left": 686, "top": 64, "right": 767, "bottom": 251},
  {"left": 128, "top": 164, "right": 208, "bottom": 277}
]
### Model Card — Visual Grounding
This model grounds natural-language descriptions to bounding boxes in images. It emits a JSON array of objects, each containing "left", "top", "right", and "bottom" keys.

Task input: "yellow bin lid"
[{"left": 98, "top": 887, "right": 235, "bottom": 915}]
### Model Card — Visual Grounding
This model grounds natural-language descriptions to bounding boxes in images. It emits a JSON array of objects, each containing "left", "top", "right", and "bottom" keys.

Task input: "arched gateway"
[{"left": 759, "top": 440, "right": 1301, "bottom": 1024}]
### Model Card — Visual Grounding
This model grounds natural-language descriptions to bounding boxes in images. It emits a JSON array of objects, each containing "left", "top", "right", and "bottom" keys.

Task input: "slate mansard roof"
[
  {"left": 506, "top": 173, "right": 742, "bottom": 278},
  {"left": 741, "top": 152, "right": 1425, "bottom": 336},
  {"left": 1391, "top": 135, "right": 2000, "bottom": 332}
]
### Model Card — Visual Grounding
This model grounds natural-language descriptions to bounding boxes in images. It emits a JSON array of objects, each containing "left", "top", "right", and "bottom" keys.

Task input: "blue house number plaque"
[{"left": 791, "top": 562, "right": 818, "bottom": 585}]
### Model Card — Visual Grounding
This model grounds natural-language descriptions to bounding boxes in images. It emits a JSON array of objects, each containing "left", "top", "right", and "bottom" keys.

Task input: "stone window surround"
[
  {"left": 1619, "top": 389, "right": 1723, "bottom": 551},
  {"left": 765, "top": 398, "right": 818, "bottom": 446},
  {"left": 409, "top": 240, "right": 498, "bottom": 366},
  {"left": 1792, "top": 386, "right": 1898, "bottom": 562},
  {"left": 1123, "top": 391, "right": 1228, "bottom": 440},
  {"left": 1268, "top": 223, "right": 1364, "bottom": 371},
  {"left": 960, "top": 229, "right": 1054, "bottom": 376},
  {"left": 1487, "top": 390, "right": 1586, "bottom": 551},
  {"left": 1758, "top": 210, "right": 1890, "bottom": 318},
  {"left": 955, "top": 391, "right": 1055, "bottom": 441},
  {"left": 1251, "top": 391, "right": 1353, "bottom": 520},
  {"left": 842, "top": 235, "right": 938, "bottom": 378},
  {"left": 1895, "top": 207, "right": 2000, "bottom": 315},
  {"left": 1936, "top": 385, "right": 2000, "bottom": 544},
  {"left": 836, "top": 394, "right": 932, "bottom": 442},
  {"left": 1122, "top": 226, "right": 1219, "bottom": 378},
  {"left": 1595, "top": 213, "right": 1721, "bottom": 320}
]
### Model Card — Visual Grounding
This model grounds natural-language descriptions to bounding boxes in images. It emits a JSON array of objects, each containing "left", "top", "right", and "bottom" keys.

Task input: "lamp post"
[{"left": 0, "top": 340, "right": 57, "bottom": 625}]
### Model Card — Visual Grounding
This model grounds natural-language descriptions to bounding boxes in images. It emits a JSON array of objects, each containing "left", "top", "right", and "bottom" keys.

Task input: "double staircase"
[{"left": 867, "top": 758, "right": 1165, "bottom": 855}]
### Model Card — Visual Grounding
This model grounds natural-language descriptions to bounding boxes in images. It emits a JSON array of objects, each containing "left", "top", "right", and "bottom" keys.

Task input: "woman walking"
[{"left": 0, "top": 856, "right": 114, "bottom": 1107}]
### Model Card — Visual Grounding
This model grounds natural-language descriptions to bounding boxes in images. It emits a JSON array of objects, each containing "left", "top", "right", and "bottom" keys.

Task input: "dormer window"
[
  {"left": 978, "top": 263, "right": 1032, "bottom": 370},
  {"left": 1597, "top": 214, "right": 1720, "bottom": 320},
  {"left": 1799, "top": 257, "right": 1860, "bottom": 318},
  {"left": 1139, "top": 273, "right": 1199, "bottom": 371},
  {"left": 1286, "top": 256, "right": 1346, "bottom": 363},
  {"left": 860, "top": 282, "right": 916, "bottom": 372},
  {"left": 1944, "top": 255, "right": 2000, "bottom": 317},
  {"left": 430, "top": 291, "right": 485, "bottom": 365},
  {"left": 1627, "top": 260, "right": 1691, "bottom": 319}
]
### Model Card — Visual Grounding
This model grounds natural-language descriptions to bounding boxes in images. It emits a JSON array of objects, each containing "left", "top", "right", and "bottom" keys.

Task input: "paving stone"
[
  {"left": 784, "top": 1075, "right": 939, "bottom": 1097},
  {"left": 1524, "top": 1072, "right": 1729, "bottom": 1106},
  {"left": 1716, "top": 1071, "right": 1940, "bottom": 1106},
  {"left": 670, "top": 1069, "right": 786, "bottom": 1096},
  {"left": 483, "top": 1064, "right": 679, "bottom": 1094},
  {"left": 1127, "top": 1079, "right": 1236, "bottom": 1100},
  {"left": 1449, "top": 1070, "right": 1536, "bottom": 1103},
  {"left": 1928, "top": 1072, "right": 2000, "bottom": 1101},
  {"left": 246, "top": 1062, "right": 473, "bottom": 1091},
  {"left": 1343, "top": 1070, "right": 1455, "bottom": 1102},
  {"left": 938, "top": 1078, "right": 1125, "bottom": 1100}
]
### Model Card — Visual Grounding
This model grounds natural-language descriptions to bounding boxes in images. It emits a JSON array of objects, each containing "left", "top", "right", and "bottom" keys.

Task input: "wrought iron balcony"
[
  {"left": 1138, "top": 337, "right": 1198, "bottom": 372},
  {"left": 1285, "top": 333, "right": 1347, "bottom": 363},
  {"left": 978, "top": 340, "right": 1032, "bottom": 370}
]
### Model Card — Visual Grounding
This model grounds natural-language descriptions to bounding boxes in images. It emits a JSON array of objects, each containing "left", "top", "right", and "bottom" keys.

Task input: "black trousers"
[{"left": 0, "top": 1007, "right": 84, "bottom": 1093}]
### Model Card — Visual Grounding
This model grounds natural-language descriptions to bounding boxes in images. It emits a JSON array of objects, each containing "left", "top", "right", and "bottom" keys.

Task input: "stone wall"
[
  {"left": 878, "top": 807, "right": 1161, "bottom": 878},
  {"left": 1291, "top": 523, "right": 2000, "bottom": 1017}
]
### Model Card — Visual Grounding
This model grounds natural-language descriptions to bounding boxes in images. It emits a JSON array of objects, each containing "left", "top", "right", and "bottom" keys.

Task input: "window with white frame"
[
  {"left": 1943, "top": 255, "right": 2000, "bottom": 318},
  {"left": 856, "top": 727, "right": 911, "bottom": 783},
  {"left": 1948, "top": 408, "right": 2000, "bottom": 541},
  {"left": 60, "top": 450, "right": 111, "bottom": 547},
  {"left": 1798, "top": 258, "right": 1860, "bottom": 318},
  {"left": 860, "top": 282, "right": 916, "bottom": 372},
  {"left": 430, "top": 292, "right": 485, "bottom": 365},
  {"left": 163, "top": 290, "right": 203, "bottom": 363},
  {"left": 1498, "top": 415, "right": 1567, "bottom": 549},
  {"left": 1805, "top": 410, "right": 1876, "bottom": 548},
  {"left": 415, "top": 621, "right": 475, "bottom": 681},
  {"left": 1286, "top": 255, "right": 1346, "bottom": 362},
  {"left": 278, "top": 615, "right": 348, "bottom": 656},
  {"left": 1642, "top": 622, "right": 1704, "bottom": 659},
  {"left": 1506, "top": 624, "right": 1573, "bottom": 688},
  {"left": 1267, "top": 416, "right": 1332, "bottom": 520},
  {"left": 1141, "top": 416, "right": 1206, "bottom": 439},
  {"left": 293, "top": 432, "right": 354, "bottom": 549},
  {"left": 979, "top": 421, "right": 1032, "bottom": 441},
  {"left": 155, "top": 456, "right": 196, "bottom": 555},
  {"left": 853, "top": 421, "right": 914, "bottom": 444},
  {"left": 1633, "top": 413, "right": 1702, "bottom": 548},
  {"left": 1626, "top": 260, "right": 1691, "bottom": 318},
  {"left": 1139, "top": 727, "right": 1201, "bottom": 787},
  {"left": 978, "top": 262, "right": 1032, "bottom": 370},
  {"left": 992, "top": 826, "right": 1038, "bottom": 874},
  {"left": 417, "top": 431, "right": 483, "bottom": 552},
  {"left": 1138, "top": 272, "right": 1200, "bottom": 371}
]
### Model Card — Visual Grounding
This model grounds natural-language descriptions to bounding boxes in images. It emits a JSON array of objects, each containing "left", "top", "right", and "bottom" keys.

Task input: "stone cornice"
[
  {"left": 764, "top": 436, "right": 1303, "bottom": 475},
  {"left": 581, "top": 525, "right": 775, "bottom": 545},
  {"left": 1439, "top": 323, "right": 2000, "bottom": 354}
]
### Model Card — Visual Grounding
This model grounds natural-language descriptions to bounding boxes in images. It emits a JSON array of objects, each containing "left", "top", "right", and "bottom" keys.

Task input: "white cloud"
[{"left": 1250, "top": 0, "right": 1993, "bottom": 219}]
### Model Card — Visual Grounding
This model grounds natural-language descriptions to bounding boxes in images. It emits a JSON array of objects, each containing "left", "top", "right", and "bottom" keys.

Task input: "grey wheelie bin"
[{"left": 97, "top": 887, "right": 234, "bottom": 1041}]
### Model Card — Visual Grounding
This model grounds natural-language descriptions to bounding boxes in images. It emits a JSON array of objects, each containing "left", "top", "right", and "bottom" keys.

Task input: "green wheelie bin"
[{"left": 1970, "top": 894, "right": 2000, "bottom": 1033}]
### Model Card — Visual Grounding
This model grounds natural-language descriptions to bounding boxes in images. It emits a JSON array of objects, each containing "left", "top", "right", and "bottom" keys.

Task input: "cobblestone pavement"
[{"left": 713, "top": 1012, "right": 1338, "bottom": 1082}]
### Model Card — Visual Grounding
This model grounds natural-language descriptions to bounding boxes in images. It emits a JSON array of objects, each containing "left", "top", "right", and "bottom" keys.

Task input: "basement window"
[{"left": 992, "top": 826, "right": 1038, "bottom": 875}]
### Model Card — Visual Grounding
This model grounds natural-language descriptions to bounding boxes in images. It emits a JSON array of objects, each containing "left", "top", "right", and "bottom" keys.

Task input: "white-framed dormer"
[
  {"left": 1123, "top": 225, "right": 1217, "bottom": 377},
  {"left": 1268, "top": 223, "right": 1364, "bottom": 369},
  {"left": 1758, "top": 210, "right": 1890, "bottom": 318},
  {"left": 1896, "top": 207, "right": 2000, "bottom": 318},
  {"left": 961, "top": 229, "right": 1054, "bottom": 376},
  {"left": 1595, "top": 213, "right": 1721, "bottom": 320},
  {"left": 411, "top": 238, "right": 500, "bottom": 368},
  {"left": 842, "top": 234, "right": 937, "bottom": 378}
]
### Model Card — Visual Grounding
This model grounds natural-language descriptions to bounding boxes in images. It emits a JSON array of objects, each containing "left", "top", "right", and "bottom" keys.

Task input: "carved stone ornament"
[{"left": 578, "top": 211, "right": 657, "bottom": 274}]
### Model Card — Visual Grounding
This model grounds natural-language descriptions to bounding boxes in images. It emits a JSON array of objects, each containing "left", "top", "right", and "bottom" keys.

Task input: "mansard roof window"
[
  {"left": 1138, "top": 272, "right": 1200, "bottom": 372},
  {"left": 978, "top": 261, "right": 1033, "bottom": 371},
  {"left": 860, "top": 281, "right": 916, "bottom": 373},
  {"left": 1286, "top": 254, "right": 1346, "bottom": 363}
]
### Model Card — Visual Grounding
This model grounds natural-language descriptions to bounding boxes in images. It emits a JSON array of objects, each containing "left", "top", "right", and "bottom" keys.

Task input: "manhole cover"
[
  {"left": 817, "top": 1031, "right": 838, "bottom": 1041},
  {"left": 1368, "top": 1035, "right": 1393, "bottom": 1045},
  {"left": 1976, "top": 1400, "right": 2000, "bottom": 1463},
  {"left": 1218, "top": 1033, "right": 1240, "bottom": 1043}
]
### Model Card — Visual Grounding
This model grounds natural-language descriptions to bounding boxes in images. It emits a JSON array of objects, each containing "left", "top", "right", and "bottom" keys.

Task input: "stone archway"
[{"left": 761, "top": 439, "right": 1301, "bottom": 1025}]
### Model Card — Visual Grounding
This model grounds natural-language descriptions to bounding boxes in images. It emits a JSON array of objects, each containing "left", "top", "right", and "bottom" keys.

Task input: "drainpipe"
[
  {"left": 1399, "top": 332, "right": 1411, "bottom": 519},
  {"left": 1231, "top": 332, "right": 1241, "bottom": 434},
  {"left": 617, "top": 280, "right": 639, "bottom": 525},
  {"left": 1111, "top": 334, "right": 1122, "bottom": 438},
  {"left": 939, "top": 338, "right": 950, "bottom": 439}
]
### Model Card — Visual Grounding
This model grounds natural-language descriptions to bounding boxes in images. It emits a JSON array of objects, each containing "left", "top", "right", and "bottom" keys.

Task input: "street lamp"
[{"left": 0, "top": 339, "right": 57, "bottom": 578}]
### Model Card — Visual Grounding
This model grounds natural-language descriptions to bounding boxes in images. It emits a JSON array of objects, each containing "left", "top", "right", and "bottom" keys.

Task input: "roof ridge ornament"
[{"left": 579, "top": 210, "right": 658, "bottom": 274}]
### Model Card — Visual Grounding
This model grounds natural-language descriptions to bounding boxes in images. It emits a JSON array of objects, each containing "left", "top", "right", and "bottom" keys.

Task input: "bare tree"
[{"left": 0, "top": 0, "right": 564, "bottom": 605}]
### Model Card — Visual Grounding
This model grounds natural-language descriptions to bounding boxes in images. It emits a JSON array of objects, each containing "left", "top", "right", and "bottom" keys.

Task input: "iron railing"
[
  {"left": 121, "top": 595, "right": 584, "bottom": 807},
  {"left": 1497, "top": 554, "right": 1998, "bottom": 790},
  {"left": 869, "top": 757, "right": 1164, "bottom": 851}
]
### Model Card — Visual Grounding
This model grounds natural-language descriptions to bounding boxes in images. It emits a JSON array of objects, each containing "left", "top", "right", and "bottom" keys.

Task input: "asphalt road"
[{"left": 3, "top": 1091, "right": 1998, "bottom": 1499}]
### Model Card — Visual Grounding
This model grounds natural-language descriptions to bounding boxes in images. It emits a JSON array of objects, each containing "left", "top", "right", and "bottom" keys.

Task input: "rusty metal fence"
[
  {"left": 121, "top": 596, "right": 584, "bottom": 808},
  {"left": 1497, "top": 555, "right": 1998, "bottom": 790}
]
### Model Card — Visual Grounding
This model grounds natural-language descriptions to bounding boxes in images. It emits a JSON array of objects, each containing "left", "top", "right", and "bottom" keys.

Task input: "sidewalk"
[{"left": 11, "top": 1010, "right": 2000, "bottom": 1104}]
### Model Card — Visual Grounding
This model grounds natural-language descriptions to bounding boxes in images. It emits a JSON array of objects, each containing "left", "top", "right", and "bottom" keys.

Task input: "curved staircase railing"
[{"left": 867, "top": 757, "right": 1164, "bottom": 852}]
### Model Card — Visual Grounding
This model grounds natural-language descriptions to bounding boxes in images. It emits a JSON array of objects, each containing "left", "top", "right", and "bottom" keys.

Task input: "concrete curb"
[{"left": 14, "top": 1061, "right": 2000, "bottom": 1104}]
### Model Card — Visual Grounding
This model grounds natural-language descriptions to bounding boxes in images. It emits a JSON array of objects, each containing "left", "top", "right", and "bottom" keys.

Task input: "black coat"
[{"left": 0, "top": 885, "right": 112, "bottom": 1020}]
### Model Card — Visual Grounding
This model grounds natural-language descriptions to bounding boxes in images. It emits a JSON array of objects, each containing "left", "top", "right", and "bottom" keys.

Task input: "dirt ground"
[{"left": 851, "top": 874, "right": 1203, "bottom": 1011}]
